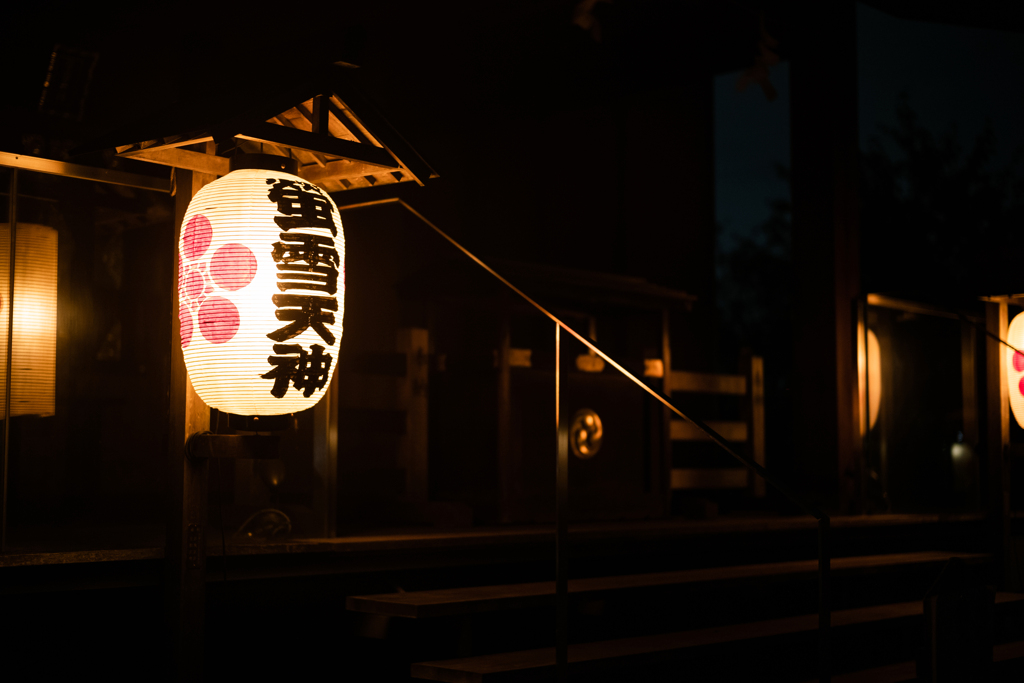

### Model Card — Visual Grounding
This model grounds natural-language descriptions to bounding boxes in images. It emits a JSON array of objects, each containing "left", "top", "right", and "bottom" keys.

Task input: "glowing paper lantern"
[
  {"left": 1007, "top": 312, "right": 1024, "bottom": 429},
  {"left": 0, "top": 223, "right": 57, "bottom": 417},
  {"left": 178, "top": 158, "right": 344, "bottom": 416},
  {"left": 867, "top": 329, "right": 881, "bottom": 430}
]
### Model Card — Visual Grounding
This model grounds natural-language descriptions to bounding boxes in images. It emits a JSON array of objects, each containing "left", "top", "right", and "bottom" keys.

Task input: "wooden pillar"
[
  {"left": 985, "top": 302, "right": 1010, "bottom": 588},
  {"left": 496, "top": 294, "right": 514, "bottom": 523},
  {"left": 397, "top": 327, "right": 429, "bottom": 501},
  {"left": 312, "top": 371, "right": 339, "bottom": 538},
  {"left": 790, "top": 0, "right": 862, "bottom": 511},
  {"left": 167, "top": 162, "right": 215, "bottom": 679}
]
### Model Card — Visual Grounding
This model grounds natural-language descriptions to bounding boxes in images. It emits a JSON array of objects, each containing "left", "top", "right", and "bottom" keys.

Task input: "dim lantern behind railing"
[
  {"left": 178, "top": 156, "right": 344, "bottom": 416},
  {"left": 1007, "top": 311, "right": 1024, "bottom": 429},
  {"left": 0, "top": 223, "right": 57, "bottom": 417}
]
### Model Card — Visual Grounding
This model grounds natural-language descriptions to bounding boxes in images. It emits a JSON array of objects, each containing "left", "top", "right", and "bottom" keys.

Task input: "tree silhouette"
[{"left": 861, "top": 95, "right": 1024, "bottom": 300}]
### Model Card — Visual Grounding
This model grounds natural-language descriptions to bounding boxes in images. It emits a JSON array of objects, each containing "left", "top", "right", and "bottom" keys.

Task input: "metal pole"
[
  {"left": 555, "top": 323, "right": 569, "bottom": 680},
  {"left": 818, "top": 515, "right": 831, "bottom": 683},
  {"left": 1, "top": 169, "right": 17, "bottom": 553}
]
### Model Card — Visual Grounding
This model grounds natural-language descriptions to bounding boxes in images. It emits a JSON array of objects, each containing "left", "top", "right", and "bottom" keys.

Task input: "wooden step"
[
  {"left": 347, "top": 551, "right": 990, "bottom": 618},
  {"left": 798, "top": 640, "right": 1024, "bottom": 683},
  {"left": 409, "top": 593, "right": 1024, "bottom": 682}
]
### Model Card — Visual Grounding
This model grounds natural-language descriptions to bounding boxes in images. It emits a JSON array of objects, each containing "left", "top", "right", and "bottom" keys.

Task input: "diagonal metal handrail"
[{"left": 337, "top": 196, "right": 832, "bottom": 682}]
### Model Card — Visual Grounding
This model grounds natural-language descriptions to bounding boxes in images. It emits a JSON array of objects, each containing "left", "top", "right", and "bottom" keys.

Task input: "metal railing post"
[
  {"left": 336, "top": 198, "right": 834, "bottom": 680},
  {"left": 555, "top": 323, "right": 569, "bottom": 681}
]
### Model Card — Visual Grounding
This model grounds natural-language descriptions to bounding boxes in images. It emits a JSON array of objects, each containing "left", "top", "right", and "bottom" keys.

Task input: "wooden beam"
[
  {"left": 233, "top": 121, "right": 399, "bottom": 169},
  {"left": 312, "top": 95, "right": 329, "bottom": 135},
  {"left": 670, "top": 420, "right": 748, "bottom": 442},
  {"left": 328, "top": 72, "right": 436, "bottom": 184},
  {"left": 668, "top": 370, "right": 746, "bottom": 395},
  {"left": 119, "top": 136, "right": 214, "bottom": 156},
  {"left": 298, "top": 159, "right": 401, "bottom": 183},
  {"left": 671, "top": 467, "right": 752, "bottom": 489},
  {"left": 325, "top": 98, "right": 374, "bottom": 146},
  {"left": 120, "top": 147, "right": 229, "bottom": 177},
  {"left": 273, "top": 115, "right": 327, "bottom": 167}
]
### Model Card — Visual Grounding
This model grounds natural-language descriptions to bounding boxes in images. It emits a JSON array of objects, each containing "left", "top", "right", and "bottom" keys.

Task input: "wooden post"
[
  {"left": 312, "top": 371, "right": 339, "bottom": 537},
  {"left": 790, "top": 0, "right": 862, "bottom": 510},
  {"left": 661, "top": 308, "right": 673, "bottom": 512},
  {"left": 744, "top": 354, "right": 766, "bottom": 498},
  {"left": 985, "top": 302, "right": 1010, "bottom": 589},
  {"left": 397, "top": 327, "right": 429, "bottom": 501},
  {"left": 497, "top": 296, "right": 514, "bottom": 523},
  {"left": 167, "top": 159, "right": 215, "bottom": 679},
  {"left": 818, "top": 516, "right": 831, "bottom": 683}
]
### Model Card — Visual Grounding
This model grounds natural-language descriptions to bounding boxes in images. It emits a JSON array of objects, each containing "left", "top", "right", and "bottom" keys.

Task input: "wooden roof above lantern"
[{"left": 75, "top": 62, "right": 437, "bottom": 193}]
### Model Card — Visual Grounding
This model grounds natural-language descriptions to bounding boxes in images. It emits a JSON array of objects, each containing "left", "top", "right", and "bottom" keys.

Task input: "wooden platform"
[
  {"left": 410, "top": 594, "right": 1024, "bottom": 682},
  {"left": 0, "top": 513, "right": 986, "bottom": 568},
  {"left": 348, "top": 551, "right": 990, "bottom": 618}
]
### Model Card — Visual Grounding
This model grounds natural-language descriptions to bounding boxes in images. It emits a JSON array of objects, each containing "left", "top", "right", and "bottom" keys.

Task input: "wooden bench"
[
  {"left": 346, "top": 551, "right": 988, "bottom": 618},
  {"left": 409, "top": 593, "right": 1024, "bottom": 682},
  {"left": 667, "top": 355, "right": 765, "bottom": 495}
]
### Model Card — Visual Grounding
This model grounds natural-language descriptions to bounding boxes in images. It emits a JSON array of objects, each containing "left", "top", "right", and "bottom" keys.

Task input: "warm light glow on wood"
[
  {"left": 178, "top": 169, "right": 344, "bottom": 416},
  {"left": 0, "top": 223, "right": 57, "bottom": 417},
  {"left": 1007, "top": 312, "right": 1024, "bottom": 429}
]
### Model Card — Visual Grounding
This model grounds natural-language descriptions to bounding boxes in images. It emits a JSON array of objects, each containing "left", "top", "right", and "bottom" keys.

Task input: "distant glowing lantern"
[
  {"left": 178, "top": 156, "right": 344, "bottom": 416},
  {"left": 867, "top": 329, "right": 881, "bottom": 430},
  {"left": 0, "top": 223, "right": 57, "bottom": 417},
  {"left": 1006, "top": 312, "right": 1024, "bottom": 429},
  {"left": 570, "top": 408, "right": 603, "bottom": 459}
]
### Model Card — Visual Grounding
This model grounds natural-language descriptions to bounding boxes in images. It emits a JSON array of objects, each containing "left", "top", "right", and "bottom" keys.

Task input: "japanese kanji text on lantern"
[{"left": 177, "top": 168, "right": 344, "bottom": 415}]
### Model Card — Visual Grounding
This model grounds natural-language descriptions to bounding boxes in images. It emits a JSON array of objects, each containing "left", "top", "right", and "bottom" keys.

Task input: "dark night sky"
[
  {"left": 5, "top": 2, "right": 1024, "bottom": 272},
  {"left": 715, "top": 2, "right": 1024, "bottom": 256}
]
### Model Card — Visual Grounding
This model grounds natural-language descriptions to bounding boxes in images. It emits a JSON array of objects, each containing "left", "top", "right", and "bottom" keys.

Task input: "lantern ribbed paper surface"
[
  {"left": 178, "top": 169, "right": 344, "bottom": 415},
  {"left": 1007, "top": 312, "right": 1024, "bottom": 429},
  {"left": 0, "top": 223, "right": 57, "bottom": 417}
]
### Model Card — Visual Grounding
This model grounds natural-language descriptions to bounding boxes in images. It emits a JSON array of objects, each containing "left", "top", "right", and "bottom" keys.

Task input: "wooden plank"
[
  {"left": 670, "top": 419, "right": 747, "bottom": 441},
  {"left": 119, "top": 148, "right": 230, "bottom": 177},
  {"left": 234, "top": 121, "right": 399, "bottom": 169},
  {"left": 410, "top": 594, "right": 1024, "bottom": 682},
  {"left": 348, "top": 551, "right": 990, "bottom": 618},
  {"left": 670, "top": 467, "right": 747, "bottom": 489},
  {"left": 668, "top": 370, "right": 745, "bottom": 395}
]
